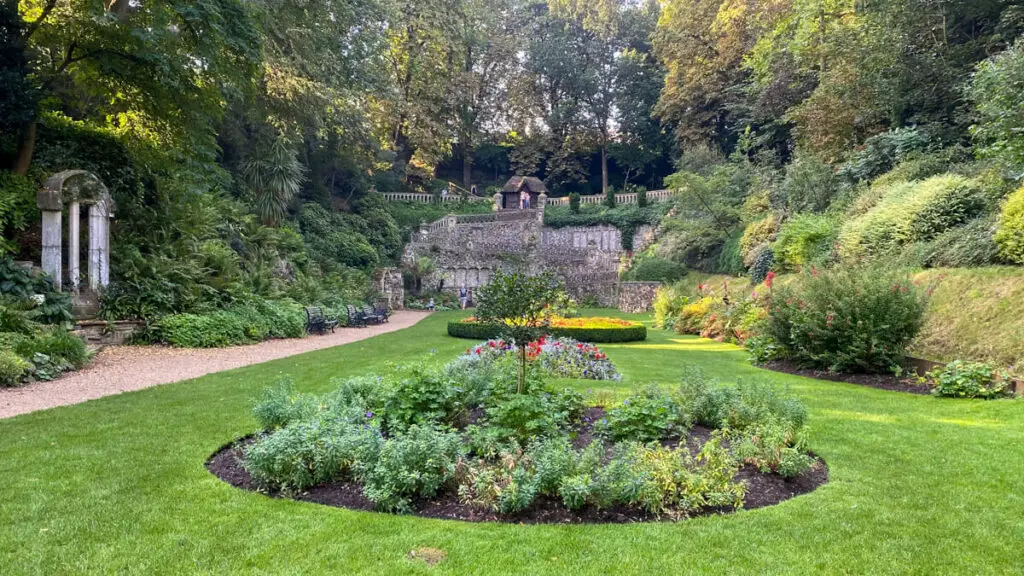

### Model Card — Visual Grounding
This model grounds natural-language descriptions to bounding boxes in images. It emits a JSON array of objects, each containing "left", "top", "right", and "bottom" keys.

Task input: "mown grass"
[{"left": 1, "top": 311, "right": 1022, "bottom": 574}]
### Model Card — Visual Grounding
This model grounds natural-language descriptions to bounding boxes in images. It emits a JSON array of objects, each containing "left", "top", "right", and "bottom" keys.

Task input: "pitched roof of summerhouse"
[{"left": 501, "top": 176, "right": 547, "bottom": 195}]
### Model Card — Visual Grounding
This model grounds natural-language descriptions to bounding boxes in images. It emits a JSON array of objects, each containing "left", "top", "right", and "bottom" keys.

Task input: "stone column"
[
  {"left": 68, "top": 201, "right": 80, "bottom": 292},
  {"left": 88, "top": 203, "right": 105, "bottom": 291},
  {"left": 102, "top": 207, "right": 111, "bottom": 286},
  {"left": 537, "top": 193, "right": 547, "bottom": 222},
  {"left": 40, "top": 210, "right": 62, "bottom": 291}
]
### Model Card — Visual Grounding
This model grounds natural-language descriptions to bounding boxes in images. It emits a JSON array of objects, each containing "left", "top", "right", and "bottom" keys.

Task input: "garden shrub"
[
  {"left": 968, "top": 38, "right": 1024, "bottom": 169},
  {"left": 995, "top": 185, "right": 1024, "bottom": 264},
  {"left": 781, "top": 154, "right": 842, "bottom": 213},
  {"left": 674, "top": 297, "right": 714, "bottom": 335},
  {"left": 599, "top": 386, "right": 691, "bottom": 442},
  {"left": 383, "top": 365, "right": 464, "bottom": 432},
  {"left": 921, "top": 217, "right": 1002, "bottom": 268},
  {"left": 840, "top": 175, "right": 986, "bottom": 260},
  {"left": 929, "top": 360, "right": 1014, "bottom": 399},
  {"left": 158, "top": 311, "right": 247, "bottom": 348},
  {"left": 715, "top": 231, "right": 746, "bottom": 275},
  {"left": 569, "top": 192, "right": 581, "bottom": 213},
  {"left": 762, "top": 266, "right": 928, "bottom": 373},
  {"left": 0, "top": 301, "right": 36, "bottom": 335},
  {"left": 622, "top": 257, "right": 686, "bottom": 283},
  {"left": 730, "top": 419, "right": 815, "bottom": 478},
  {"left": 252, "top": 377, "right": 321, "bottom": 430},
  {"left": 739, "top": 215, "right": 778, "bottom": 266},
  {"left": 0, "top": 349, "right": 31, "bottom": 386},
  {"left": 16, "top": 329, "right": 89, "bottom": 370},
  {"left": 245, "top": 415, "right": 384, "bottom": 493},
  {"left": 653, "top": 284, "right": 689, "bottom": 330},
  {"left": 749, "top": 247, "right": 774, "bottom": 284},
  {"left": 774, "top": 214, "right": 838, "bottom": 270},
  {"left": 362, "top": 425, "right": 465, "bottom": 512}
]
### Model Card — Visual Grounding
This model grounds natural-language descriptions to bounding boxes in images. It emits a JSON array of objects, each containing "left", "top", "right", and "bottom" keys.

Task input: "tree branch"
[{"left": 24, "top": 0, "right": 58, "bottom": 40}]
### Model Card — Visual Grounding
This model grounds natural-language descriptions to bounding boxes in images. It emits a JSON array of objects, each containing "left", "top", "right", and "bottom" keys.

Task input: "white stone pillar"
[
  {"left": 88, "top": 203, "right": 104, "bottom": 291},
  {"left": 41, "top": 210, "right": 62, "bottom": 291},
  {"left": 68, "top": 201, "right": 80, "bottom": 292},
  {"left": 102, "top": 211, "right": 111, "bottom": 286}
]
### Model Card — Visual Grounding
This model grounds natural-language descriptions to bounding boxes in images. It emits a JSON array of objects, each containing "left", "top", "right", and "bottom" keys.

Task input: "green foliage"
[
  {"left": 599, "top": 386, "right": 691, "bottom": 443},
  {"left": 383, "top": 365, "right": 464, "bottom": 432},
  {"left": 245, "top": 415, "right": 384, "bottom": 494},
  {"left": 840, "top": 175, "right": 987, "bottom": 260},
  {"left": 244, "top": 138, "right": 306, "bottom": 226},
  {"left": 363, "top": 425, "right": 465, "bottom": 512},
  {"left": 837, "top": 128, "right": 932, "bottom": 184},
  {"left": 622, "top": 257, "right": 687, "bottom": 283},
  {"left": 299, "top": 203, "right": 380, "bottom": 270},
  {"left": 652, "top": 283, "right": 689, "bottom": 330},
  {"left": 739, "top": 215, "right": 778, "bottom": 266},
  {"left": 156, "top": 297, "right": 306, "bottom": 348},
  {"left": 604, "top": 190, "right": 617, "bottom": 209},
  {"left": 781, "top": 155, "right": 841, "bottom": 213},
  {"left": 0, "top": 173, "right": 36, "bottom": 255},
  {"left": 252, "top": 377, "right": 320, "bottom": 431},
  {"left": 774, "top": 214, "right": 839, "bottom": 270},
  {"left": 0, "top": 258, "right": 45, "bottom": 300},
  {"left": 929, "top": 361, "right": 1014, "bottom": 400},
  {"left": 730, "top": 419, "right": 815, "bottom": 478},
  {"left": 995, "top": 185, "right": 1024, "bottom": 264},
  {"left": 763, "top": 266, "right": 928, "bottom": 373},
  {"left": 543, "top": 203, "right": 668, "bottom": 251},
  {"left": 0, "top": 349, "right": 31, "bottom": 387},
  {"left": 16, "top": 329, "right": 90, "bottom": 371},
  {"left": 921, "top": 217, "right": 1002, "bottom": 268},
  {"left": 969, "top": 40, "right": 1024, "bottom": 172},
  {"left": 749, "top": 248, "right": 774, "bottom": 284},
  {"left": 569, "top": 192, "right": 581, "bottom": 213}
]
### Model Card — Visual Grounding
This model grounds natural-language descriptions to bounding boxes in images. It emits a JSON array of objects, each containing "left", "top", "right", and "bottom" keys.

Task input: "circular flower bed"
[
  {"left": 208, "top": 352, "right": 827, "bottom": 523},
  {"left": 448, "top": 316, "right": 647, "bottom": 343}
]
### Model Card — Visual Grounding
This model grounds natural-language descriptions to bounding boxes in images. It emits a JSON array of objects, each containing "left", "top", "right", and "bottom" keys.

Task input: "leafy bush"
[
  {"left": 569, "top": 192, "right": 581, "bottom": 213},
  {"left": 968, "top": 39, "right": 1024, "bottom": 170},
  {"left": 622, "top": 257, "right": 687, "bottom": 283},
  {"left": 840, "top": 175, "right": 986, "bottom": 260},
  {"left": 653, "top": 284, "right": 689, "bottom": 330},
  {"left": 362, "top": 425, "right": 465, "bottom": 512},
  {"left": 995, "top": 185, "right": 1024, "bottom": 264},
  {"left": 730, "top": 419, "right": 815, "bottom": 478},
  {"left": 774, "top": 214, "right": 838, "bottom": 270},
  {"left": 921, "top": 217, "right": 1002, "bottom": 268},
  {"left": 244, "top": 416, "right": 384, "bottom": 493},
  {"left": 837, "top": 127, "right": 931, "bottom": 183},
  {"left": 16, "top": 329, "right": 89, "bottom": 370},
  {"left": 599, "top": 386, "right": 691, "bottom": 442},
  {"left": 781, "top": 154, "right": 841, "bottom": 213},
  {"left": 157, "top": 311, "right": 247, "bottom": 348},
  {"left": 674, "top": 297, "right": 713, "bottom": 335},
  {"left": 929, "top": 361, "right": 1014, "bottom": 400},
  {"left": 762, "top": 266, "right": 928, "bottom": 373},
  {"left": 749, "top": 247, "right": 774, "bottom": 284},
  {"left": 0, "top": 349, "right": 31, "bottom": 386},
  {"left": 252, "top": 377, "right": 320, "bottom": 430},
  {"left": 383, "top": 365, "right": 464, "bottom": 432},
  {"left": 739, "top": 215, "right": 778, "bottom": 266}
]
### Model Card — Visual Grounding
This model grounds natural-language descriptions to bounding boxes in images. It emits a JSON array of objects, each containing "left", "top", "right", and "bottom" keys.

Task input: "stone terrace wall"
[
  {"left": 405, "top": 218, "right": 656, "bottom": 306},
  {"left": 618, "top": 282, "right": 662, "bottom": 313}
]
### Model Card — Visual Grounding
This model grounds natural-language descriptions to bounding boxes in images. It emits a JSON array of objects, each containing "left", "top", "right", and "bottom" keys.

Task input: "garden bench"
[
  {"left": 346, "top": 305, "right": 367, "bottom": 327},
  {"left": 375, "top": 304, "right": 390, "bottom": 323},
  {"left": 361, "top": 304, "right": 386, "bottom": 325},
  {"left": 305, "top": 307, "right": 339, "bottom": 335}
]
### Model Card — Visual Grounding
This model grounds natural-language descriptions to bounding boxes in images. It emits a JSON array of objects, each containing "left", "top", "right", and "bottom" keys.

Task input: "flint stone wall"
[
  {"left": 406, "top": 218, "right": 655, "bottom": 307},
  {"left": 618, "top": 282, "right": 662, "bottom": 314}
]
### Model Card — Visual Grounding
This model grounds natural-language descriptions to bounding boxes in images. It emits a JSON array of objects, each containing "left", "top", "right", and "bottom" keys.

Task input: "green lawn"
[{"left": 2, "top": 311, "right": 1023, "bottom": 575}]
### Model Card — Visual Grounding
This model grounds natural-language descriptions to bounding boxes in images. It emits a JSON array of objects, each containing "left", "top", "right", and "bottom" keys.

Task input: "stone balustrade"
[
  {"left": 545, "top": 189, "right": 673, "bottom": 206},
  {"left": 380, "top": 193, "right": 489, "bottom": 203}
]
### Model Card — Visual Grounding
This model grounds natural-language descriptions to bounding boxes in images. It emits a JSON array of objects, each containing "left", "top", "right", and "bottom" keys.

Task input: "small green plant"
[
  {"left": 599, "top": 386, "right": 691, "bottom": 442},
  {"left": 929, "top": 361, "right": 1014, "bottom": 399},
  {"left": 0, "top": 349, "right": 31, "bottom": 386},
  {"left": 383, "top": 364, "right": 464, "bottom": 432},
  {"left": 252, "top": 377, "right": 320, "bottom": 430},
  {"left": 995, "top": 185, "right": 1024, "bottom": 264},
  {"left": 604, "top": 189, "right": 617, "bottom": 209},
  {"left": 362, "top": 425, "right": 465, "bottom": 512},
  {"left": 569, "top": 192, "right": 581, "bottom": 213}
]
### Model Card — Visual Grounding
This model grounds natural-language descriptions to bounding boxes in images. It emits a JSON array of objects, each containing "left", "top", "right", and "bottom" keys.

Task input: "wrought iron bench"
[
  {"left": 346, "top": 305, "right": 367, "bottom": 328},
  {"left": 305, "top": 307, "right": 339, "bottom": 335},
  {"left": 361, "top": 304, "right": 385, "bottom": 325}
]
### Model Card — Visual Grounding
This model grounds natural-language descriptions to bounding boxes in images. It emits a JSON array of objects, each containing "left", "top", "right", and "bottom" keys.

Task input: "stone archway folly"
[{"left": 36, "top": 170, "right": 114, "bottom": 292}]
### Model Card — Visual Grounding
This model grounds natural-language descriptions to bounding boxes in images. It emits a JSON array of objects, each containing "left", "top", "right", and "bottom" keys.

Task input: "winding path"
[{"left": 0, "top": 310, "right": 431, "bottom": 419}]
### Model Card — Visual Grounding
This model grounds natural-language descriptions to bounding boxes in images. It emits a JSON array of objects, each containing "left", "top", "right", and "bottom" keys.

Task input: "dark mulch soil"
[
  {"left": 760, "top": 359, "right": 933, "bottom": 395},
  {"left": 207, "top": 411, "right": 829, "bottom": 524}
]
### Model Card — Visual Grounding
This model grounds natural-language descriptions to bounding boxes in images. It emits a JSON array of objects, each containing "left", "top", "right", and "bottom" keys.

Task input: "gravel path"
[{"left": 0, "top": 311, "right": 431, "bottom": 420}]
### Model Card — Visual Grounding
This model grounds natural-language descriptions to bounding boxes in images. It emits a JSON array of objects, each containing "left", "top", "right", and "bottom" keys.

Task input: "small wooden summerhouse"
[{"left": 500, "top": 176, "right": 547, "bottom": 210}]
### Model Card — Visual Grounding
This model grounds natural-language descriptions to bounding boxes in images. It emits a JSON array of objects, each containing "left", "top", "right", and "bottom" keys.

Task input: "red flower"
[{"left": 765, "top": 271, "right": 776, "bottom": 289}]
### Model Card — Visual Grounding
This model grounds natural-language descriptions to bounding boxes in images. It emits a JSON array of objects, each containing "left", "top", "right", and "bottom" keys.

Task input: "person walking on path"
[{"left": 459, "top": 285, "right": 469, "bottom": 309}]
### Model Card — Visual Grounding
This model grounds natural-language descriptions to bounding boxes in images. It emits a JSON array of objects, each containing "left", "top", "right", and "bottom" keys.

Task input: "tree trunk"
[
  {"left": 601, "top": 144, "right": 609, "bottom": 197},
  {"left": 462, "top": 145, "right": 473, "bottom": 190},
  {"left": 13, "top": 121, "right": 37, "bottom": 176},
  {"left": 517, "top": 344, "right": 526, "bottom": 394}
]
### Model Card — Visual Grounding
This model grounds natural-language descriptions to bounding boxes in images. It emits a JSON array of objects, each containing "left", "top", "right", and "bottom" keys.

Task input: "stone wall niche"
[{"left": 36, "top": 170, "right": 114, "bottom": 293}]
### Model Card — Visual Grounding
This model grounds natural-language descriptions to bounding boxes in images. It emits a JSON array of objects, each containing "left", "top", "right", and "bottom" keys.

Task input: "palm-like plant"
[{"left": 244, "top": 138, "right": 306, "bottom": 226}]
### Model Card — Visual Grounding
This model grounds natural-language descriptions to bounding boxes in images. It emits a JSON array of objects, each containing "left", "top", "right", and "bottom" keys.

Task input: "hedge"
[{"left": 447, "top": 320, "right": 647, "bottom": 343}]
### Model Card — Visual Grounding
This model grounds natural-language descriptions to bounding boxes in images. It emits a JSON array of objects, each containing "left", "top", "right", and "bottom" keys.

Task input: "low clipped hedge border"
[{"left": 447, "top": 320, "right": 647, "bottom": 343}]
